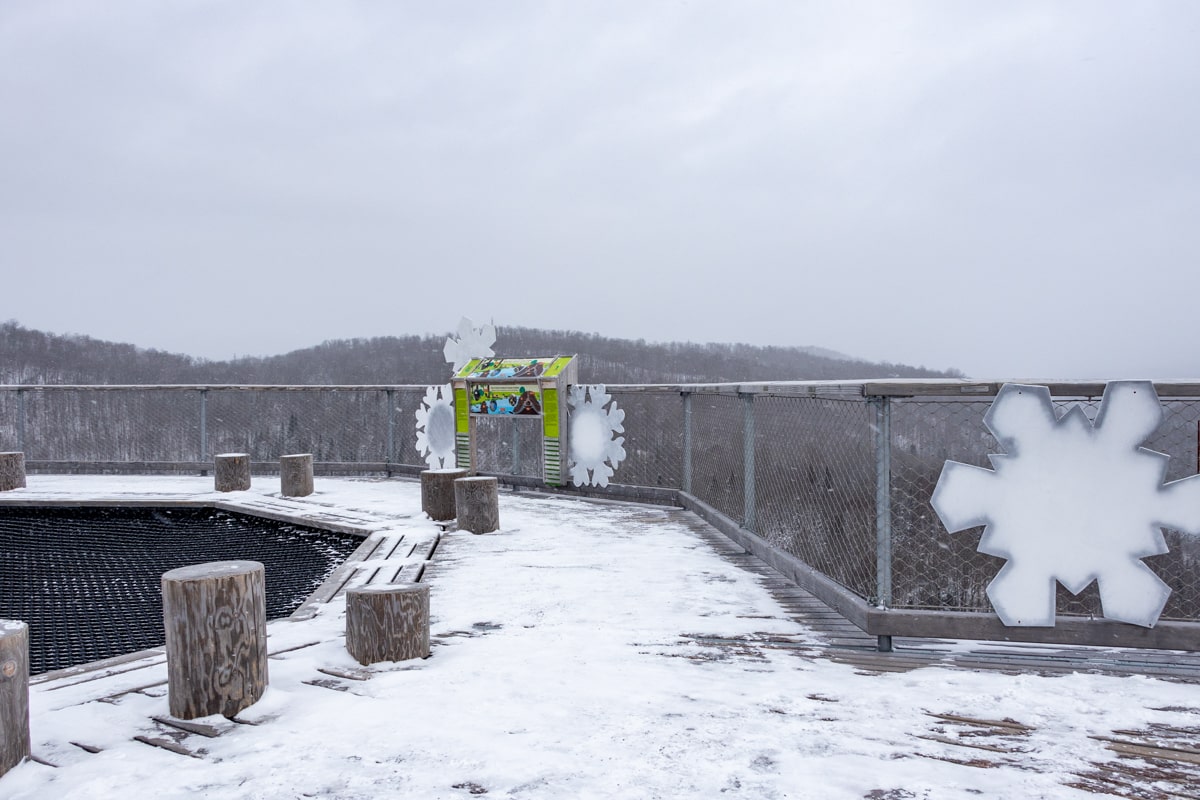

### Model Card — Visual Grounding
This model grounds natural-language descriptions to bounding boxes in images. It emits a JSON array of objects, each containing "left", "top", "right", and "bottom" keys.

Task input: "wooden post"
[
  {"left": 345, "top": 584, "right": 430, "bottom": 665},
  {"left": 454, "top": 476, "right": 499, "bottom": 534},
  {"left": 161, "top": 561, "right": 268, "bottom": 720},
  {"left": 0, "top": 453, "right": 25, "bottom": 492},
  {"left": 280, "top": 453, "right": 314, "bottom": 497},
  {"left": 214, "top": 453, "right": 251, "bottom": 492},
  {"left": 0, "top": 620, "right": 30, "bottom": 778},
  {"left": 421, "top": 468, "right": 469, "bottom": 521}
]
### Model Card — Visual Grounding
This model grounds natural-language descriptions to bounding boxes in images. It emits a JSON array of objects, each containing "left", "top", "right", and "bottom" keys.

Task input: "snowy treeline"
[{"left": 0, "top": 321, "right": 958, "bottom": 386}]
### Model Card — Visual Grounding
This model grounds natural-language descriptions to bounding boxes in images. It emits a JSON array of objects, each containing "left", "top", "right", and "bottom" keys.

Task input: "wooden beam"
[
  {"left": 678, "top": 492, "right": 874, "bottom": 631},
  {"left": 865, "top": 607, "right": 1200, "bottom": 651}
]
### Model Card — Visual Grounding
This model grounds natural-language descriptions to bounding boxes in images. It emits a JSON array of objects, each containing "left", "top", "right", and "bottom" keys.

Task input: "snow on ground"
[{"left": 2, "top": 475, "right": 1198, "bottom": 799}]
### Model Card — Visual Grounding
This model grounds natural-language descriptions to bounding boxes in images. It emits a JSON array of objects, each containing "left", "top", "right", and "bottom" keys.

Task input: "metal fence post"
[
  {"left": 16, "top": 389, "right": 26, "bottom": 454},
  {"left": 199, "top": 389, "right": 208, "bottom": 467},
  {"left": 871, "top": 395, "right": 893, "bottom": 653},
  {"left": 682, "top": 392, "right": 693, "bottom": 495},
  {"left": 742, "top": 392, "right": 756, "bottom": 532},
  {"left": 386, "top": 389, "right": 396, "bottom": 473},
  {"left": 511, "top": 422, "right": 521, "bottom": 475}
]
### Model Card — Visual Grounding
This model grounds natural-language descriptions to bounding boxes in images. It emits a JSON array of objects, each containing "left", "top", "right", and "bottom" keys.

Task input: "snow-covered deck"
[{"left": 2, "top": 476, "right": 1199, "bottom": 798}]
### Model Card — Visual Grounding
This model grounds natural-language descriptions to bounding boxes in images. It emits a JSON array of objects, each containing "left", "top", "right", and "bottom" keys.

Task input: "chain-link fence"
[
  {"left": 0, "top": 386, "right": 430, "bottom": 469},
  {"left": 888, "top": 393, "right": 1200, "bottom": 622},
  {"left": 4, "top": 382, "right": 1199, "bottom": 626},
  {"left": 640, "top": 384, "right": 1200, "bottom": 625}
]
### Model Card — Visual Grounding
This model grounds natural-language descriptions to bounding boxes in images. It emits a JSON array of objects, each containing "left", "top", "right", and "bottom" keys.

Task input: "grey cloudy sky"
[{"left": 3, "top": 1, "right": 1198, "bottom": 379}]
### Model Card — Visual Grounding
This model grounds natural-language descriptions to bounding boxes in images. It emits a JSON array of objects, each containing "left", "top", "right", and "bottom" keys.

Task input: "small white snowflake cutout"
[
  {"left": 568, "top": 384, "right": 626, "bottom": 488},
  {"left": 443, "top": 317, "right": 497, "bottom": 374},
  {"left": 414, "top": 384, "right": 457, "bottom": 469},
  {"left": 931, "top": 381, "right": 1200, "bottom": 628}
]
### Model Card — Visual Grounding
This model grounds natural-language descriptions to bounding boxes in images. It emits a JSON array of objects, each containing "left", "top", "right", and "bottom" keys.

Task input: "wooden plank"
[
  {"left": 34, "top": 649, "right": 165, "bottom": 688},
  {"left": 394, "top": 562, "right": 425, "bottom": 583},
  {"left": 267, "top": 641, "right": 321, "bottom": 658},
  {"left": 1104, "top": 733, "right": 1200, "bottom": 757},
  {"left": 406, "top": 537, "right": 438, "bottom": 562},
  {"left": 925, "top": 713, "right": 1033, "bottom": 732},
  {"left": 915, "top": 734, "right": 1025, "bottom": 754},
  {"left": 94, "top": 680, "right": 170, "bottom": 704},
  {"left": 132, "top": 735, "right": 201, "bottom": 758},
  {"left": 1093, "top": 736, "right": 1200, "bottom": 766},
  {"left": 316, "top": 666, "right": 371, "bottom": 682},
  {"left": 151, "top": 716, "right": 231, "bottom": 739},
  {"left": 209, "top": 499, "right": 377, "bottom": 536}
]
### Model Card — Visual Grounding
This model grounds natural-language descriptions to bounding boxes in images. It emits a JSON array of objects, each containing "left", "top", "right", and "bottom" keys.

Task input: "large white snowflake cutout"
[
  {"left": 568, "top": 384, "right": 626, "bottom": 488},
  {"left": 414, "top": 384, "right": 457, "bottom": 469},
  {"left": 931, "top": 381, "right": 1200, "bottom": 628},
  {"left": 443, "top": 317, "right": 496, "bottom": 374}
]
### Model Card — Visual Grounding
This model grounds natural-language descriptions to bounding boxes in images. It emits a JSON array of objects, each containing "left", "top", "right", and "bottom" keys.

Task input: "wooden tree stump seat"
[
  {"left": 421, "top": 468, "right": 469, "bottom": 521},
  {"left": 0, "top": 453, "right": 25, "bottom": 492},
  {"left": 454, "top": 476, "right": 499, "bottom": 534},
  {"left": 345, "top": 584, "right": 430, "bottom": 665},
  {"left": 215, "top": 453, "right": 251, "bottom": 492},
  {"left": 0, "top": 620, "right": 29, "bottom": 778},
  {"left": 280, "top": 453, "right": 314, "bottom": 497},
  {"left": 161, "top": 561, "right": 268, "bottom": 720}
]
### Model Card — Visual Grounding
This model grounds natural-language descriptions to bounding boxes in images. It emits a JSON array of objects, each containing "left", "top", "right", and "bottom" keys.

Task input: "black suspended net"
[{"left": 0, "top": 506, "right": 363, "bottom": 674}]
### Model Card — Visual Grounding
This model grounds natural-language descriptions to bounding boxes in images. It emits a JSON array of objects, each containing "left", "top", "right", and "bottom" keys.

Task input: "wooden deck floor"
[{"left": 22, "top": 489, "right": 1200, "bottom": 798}]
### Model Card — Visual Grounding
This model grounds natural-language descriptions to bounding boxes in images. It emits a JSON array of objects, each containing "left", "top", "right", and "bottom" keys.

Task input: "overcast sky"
[{"left": 2, "top": 2, "right": 1198, "bottom": 379}]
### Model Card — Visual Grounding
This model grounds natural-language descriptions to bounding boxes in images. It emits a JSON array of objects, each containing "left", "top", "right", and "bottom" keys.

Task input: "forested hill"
[{"left": 0, "top": 321, "right": 961, "bottom": 385}]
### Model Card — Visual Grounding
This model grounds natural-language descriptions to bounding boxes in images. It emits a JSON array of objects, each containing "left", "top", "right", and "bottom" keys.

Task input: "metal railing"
[{"left": 3, "top": 380, "right": 1200, "bottom": 650}]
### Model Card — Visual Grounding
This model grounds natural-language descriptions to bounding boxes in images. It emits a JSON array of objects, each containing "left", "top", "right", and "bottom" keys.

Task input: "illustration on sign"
[
  {"left": 465, "top": 359, "right": 546, "bottom": 380},
  {"left": 457, "top": 357, "right": 575, "bottom": 382},
  {"left": 567, "top": 384, "right": 626, "bottom": 488},
  {"left": 931, "top": 381, "right": 1200, "bottom": 628},
  {"left": 469, "top": 384, "right": 543, "bottom": 416},
  {"left": 414, "top": 384, "right": 457, "bottom": 469}
]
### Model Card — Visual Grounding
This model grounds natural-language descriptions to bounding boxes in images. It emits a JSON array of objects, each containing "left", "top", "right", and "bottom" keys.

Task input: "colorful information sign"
[{"left": 451, "top": 355, "right": 577, "bottom": 485}]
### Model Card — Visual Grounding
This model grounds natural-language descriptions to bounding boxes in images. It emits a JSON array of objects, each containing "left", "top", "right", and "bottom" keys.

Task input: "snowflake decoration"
[
  {"left": 443, "top": 317, "right": 496, "bottom": 374},
  {"left": 414, "top": 384, "right": 457, "bottom": 469},
  {"left": 931, "top": 381, "right": 1200, "bottom": 628},
  {"left": 567, "top": 384, "right": 626, "bottom": 488}
]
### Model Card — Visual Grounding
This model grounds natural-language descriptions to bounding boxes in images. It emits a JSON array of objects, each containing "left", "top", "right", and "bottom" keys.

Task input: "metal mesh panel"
[
  {"left": 206, "top": 389, "right": 391, "bottom": 463},
  {"left": 604, "top": 390, "right": 683, "bottom": 489},
  {"left": 888, "top": 395, "right": 1200, "bottom": 621},
  {"left": 753, "top": 396, "right": 877, "bottom": 600},
  {"left": 688, "top": 395, "right": 745, "bottom": 524},
  {"left": 889, "top": 398, "right": 1002, "bottom": 612},
  {"left": 0, "top": 506, "right": 361, "bottom": 674},
  {"left": 1121, "top": 397, "right": 1200, "bottom": 622},
  {"left": 471, "top": 415, "right": 545, "bottom": 478},
  {"left": 394, "top": 387, "right": 432, "bottom": 470},
  {"left": 20, "top": 389, "right": 202, "bottom": 462}
]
